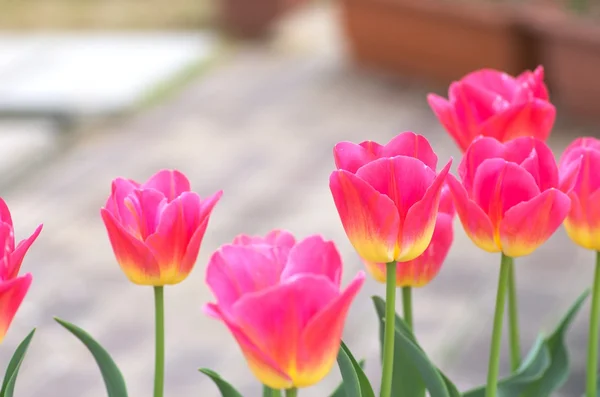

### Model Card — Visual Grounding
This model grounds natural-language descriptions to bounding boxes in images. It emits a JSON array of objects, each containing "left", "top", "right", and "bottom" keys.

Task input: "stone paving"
[{"left": 0, "top": 4, "right": 596, "bottom": 397}]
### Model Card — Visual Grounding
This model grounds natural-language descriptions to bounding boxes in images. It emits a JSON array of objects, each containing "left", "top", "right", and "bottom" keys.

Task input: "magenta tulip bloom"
[
  {"left": 428, "top": 66, "right": 555, "bottom": 152},
  {"left": 101, "top": 169, "right": 222, "bottom": 286},
  {"left": 205, "top": 230, "right": 365, "bottom": 389}
]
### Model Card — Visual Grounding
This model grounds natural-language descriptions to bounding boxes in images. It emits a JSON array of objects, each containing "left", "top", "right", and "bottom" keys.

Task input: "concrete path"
[{"left": 0, "top": 4, "right": 593, "bottom": 397}]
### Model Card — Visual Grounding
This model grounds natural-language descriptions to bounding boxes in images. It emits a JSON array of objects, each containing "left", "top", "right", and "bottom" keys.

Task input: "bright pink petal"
[
  {"left": 565, "top": 188, "right": 600, "bottom": 251},
  {"left": 205, "top": 302, "right": 293, "bottom": 389},
  {"left": 428, "top": 93, "right": 471, "bottom": 152},
  {"left": 206, "top": 245, "right": 281, "bottom": 315},
  {"left": 0, "top": 199, "right": 12, "bottom": 227},
  {"left": 447, "top": 174, "right": 498, "bottom": 252},
  {"left": 516, "top": 66, "right": 549, "bottom": 101},
  {"left": 231, "top": 275, "right": 339, "bottom": 387},
  {"left": 439, "top": 184, "right": 455, "bottom": 216},
  {"left": 398, "top": 160, "right": 452, "bottom": 261},
  {"left": 297, "top": 272, "right": 365, "bottom": 387},
  {"left": 505, "top": 137, "right": 559, "bottom": 191},
  {"left": 105, "top": 178, "right": 139, "bottom": 228},
  {"left": 125, "top": 189, "right": 166, "bottom": 239},
  {"left": 281, "top": 235, "right": 342, "bottom": 286},
  {"left": 142, "top": 169, "right": 191, "bottom": 201},
  {"left": 462, "top": 68, "right": 518, "bottom": 101},
  {"left": 478, "top": 100, "right": 555, "bottom": 143},
  {"left": 500, "top": 189, "right": 571, "bottom": 257},
  {"left": 9, "top": 224, "right": 42, "bottom": 279},
  {"left": 458, "top": 137, "right": 506, "bottom": 194},
  {"left": 334, "top": 142, "right": 378, "bottom": 174},
  {"left": 0, "top": 273, "right": 31, "bottom": 344},
  {"left": 233, "top": 229, "right": 296, "bottom": 267},
  {"left": 559, "top": 155, "right": 582, "bottom": 194},
  {"left": 100, "top": 208, "right": 160, "bottom": 285},
  {"left": 330, "top": 170, "right": 399, "bottom": 263},
  {"left": 379, "top": 132, "right": 438, "bottom": 170}
]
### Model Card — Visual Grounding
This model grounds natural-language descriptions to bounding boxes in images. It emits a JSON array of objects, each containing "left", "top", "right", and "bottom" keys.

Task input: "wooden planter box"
[
  {"left": 527, "top": 8, "right": 600, "bottom": 121},
  {"left": 340, "top": 0, "right": 537, "bottom": 86},
  {"left": 220, "top": 0, "right": 297, "bottom": 39}
]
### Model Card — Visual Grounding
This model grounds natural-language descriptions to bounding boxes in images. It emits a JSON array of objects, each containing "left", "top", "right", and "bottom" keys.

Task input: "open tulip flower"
[
  {"left": 101, "top": 169, "right": 222, "bottom": 286},
  {"left": 447, "top": 136, "right": 576, "bottom": 257},
  {"left": 0, "top": 199, "right": 40, "bottom": 343},
  {"left": 363, "top": 185, "right": 455, "bottom": 287},
  {"left": 204, "top": 231, "right": 365, "bottom": 390},
  {"left": 330, "top": 131, "right": 452, "bottom": 265},
  {"left": 428, "top": 66, "right": 555, "bottom": 152}
]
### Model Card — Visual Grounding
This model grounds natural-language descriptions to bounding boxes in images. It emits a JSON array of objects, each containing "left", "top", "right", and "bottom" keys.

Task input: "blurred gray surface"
[{"left": 0, "top": 4, "right": 594, "bottom": 397}]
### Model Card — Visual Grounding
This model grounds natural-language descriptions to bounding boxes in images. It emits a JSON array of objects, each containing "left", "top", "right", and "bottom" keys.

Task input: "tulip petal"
[
  {"left": 0, "top": 273, "right": 31, "bottom": 344},
  {"left": 478, "top": 100, "right": 555, "bottom": 143},
  {"left": 516, "top": 66, "right": 549, "bottom": 101},
  {"left": 330, "top": 170, "right": 399, "bottom": 263},
  {"left": 428, "top": 93, "right": 471, "bottom": 152},
  {"left": 142, "top": 169, "right": 191, "bottom": 201},
  {"left": 398, "top": 160, "right": 452, "bottom": 261},
  {"left": 126, "top": 189, "right": 166, "bottom": 239},
  {"left": 462, "top": 68, "right": 519, "bottom": 101},
  {"left": 298, "top": 272, "right": 365, "bottom": 387},
  {"left": 507, "top": 137, "right": 559, "bottom": 191},
  {"left": 232, "top": 275, "right": 339, "bottom": 387},
  {"left": 379, "top": 132, "right": 438, "bottom": 170},
  {"left": 281, "top": 235, "right": 342, "bottom": 286},
  {"left": 500, "top": 188, "right": 571, "bottom": 257},
  {"left": 333, "top": 142, "right": 379, "bottom": 174},
  {"left": 458, "top": 137, "right": 506, "bottom": 194},
  {"left": 559, "top": 155, "right": 582, "bottom": 194},
  {"left": 439, "top": 184, "right": 455, "bottom": 216},
  {"left": 100, "top": 208, "right": 160, "bottom": 285},
  {"left": 447, "top": 174, "right": 498, "bottom": 252},
  {"left": 233, "top": 230, "right": 295, "bottom": 266},
  {"left": 9, "top": 224, "right": 42, "bottom": 280},
  {"left": 205, "top": 302, "right": 293, "bottom": 389},
  {"left": 0, "top": 199, "right": 12, "bottom": 227},
  {"left": 564, "top": 188, "right": 600, "bottom": 251},
  {"left": 206, "top": 245, "right": 281, "bottom": 314},
  {"left": 105, "top": 178, "right": 139, "bottom": 228}
]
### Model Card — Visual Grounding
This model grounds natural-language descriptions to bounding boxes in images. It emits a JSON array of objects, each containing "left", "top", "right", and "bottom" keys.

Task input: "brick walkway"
[{"left": 0, "top": 5, "right": 594, "bottom": 397}]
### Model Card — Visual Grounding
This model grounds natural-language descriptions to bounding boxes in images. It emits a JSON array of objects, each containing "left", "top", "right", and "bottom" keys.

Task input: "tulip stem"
[
  {"left": 485, "top": 254, "right": 511, "bottom": 397},
  {"left": 285, "top": 388, "right": 298, "bottom": 397},
  {"left": 154, "top": 286, "right": 165, "bottom": 397},
  {"left": 506, "top": 256, "right": 521, "bottom": 372},
  {"left": 380, "top": 261, "right": 397, "bottom": 397},
  {"left": 262, "top": 386, "right": 281, "bottom": 397},
  {"left": 586, "top": 251, "right": 600, "bottom": 397},
  {"left": 402, "top": 286, "right": 413, "bottom": 330}
]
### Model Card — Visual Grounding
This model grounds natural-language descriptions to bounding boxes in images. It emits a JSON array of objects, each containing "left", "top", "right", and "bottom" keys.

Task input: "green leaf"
[
  {"left": 330, "top": 360, "right": 365, "bottom": 397},
  {"left": 0, "top": 329, "right": 35, "bottom": 397},
  {"left": 336, "top": 341, "right": 375, "bottom": 397},
  {"left": 440, "top": 371, "right": 462, "bottom": 397},
  {"left": 373, "top": 296, "right": 449, "bottom": 397},
  {"left": 462, "top": 334, "right": 551, "bottom": 397},
  {"left": 55, "top": 318, "right": 128, "bottom": 397},
  {"left": 199, "top": 368, "right": 243, "bottom": 397},
  {"left": 521, "top": 289, "right": 590, "bottom": 397}
]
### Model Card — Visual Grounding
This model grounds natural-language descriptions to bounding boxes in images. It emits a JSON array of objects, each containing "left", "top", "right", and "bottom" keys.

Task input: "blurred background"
[{"left": 0, "top": 0, "right": 598, "bottom": 396}]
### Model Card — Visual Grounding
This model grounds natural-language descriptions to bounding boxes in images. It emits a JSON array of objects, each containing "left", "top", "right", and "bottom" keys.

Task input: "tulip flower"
[
  {"left": 330, "top": 131, "right": 452, "bottom": 264},
  {"left": 204, "top": 231, "right": 365, "bottom": 390},
  {"left": 447, "top": 136, "right": 574, "bottom": 257},
  {"left": 428, "top": 66, "right": 555, "bottom": 152},
  {"left": 363, "top": 185, "right": 455, "bottom": 287},
  {"left": 559, "top": 137, "right": 600, "bottom": 251},
  {"left": 101, "top": 169, "right": 222, "bottom": 286},
  {"left": 0, "top": 198, "right": 41, "bottom": 343}
]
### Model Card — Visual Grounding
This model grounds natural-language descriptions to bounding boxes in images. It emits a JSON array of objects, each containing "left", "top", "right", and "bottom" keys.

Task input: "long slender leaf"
[
  {"left": 336, "top": 342, "right": 375, "bottom": 397},
  {"left": 440, "top": 371, "right": 462, "bottom": 397},
  {"left": 55, "top": 318, "right": 128, "bottom": 397},
  {"left": 330, "top": 360, "right": 365, "bottom": 397},
  {"left": 0, "top": 329, "right": 35, "bottom": 397},
  {"left": 199, "top": 368, "right": 243, "bottom": 397}
]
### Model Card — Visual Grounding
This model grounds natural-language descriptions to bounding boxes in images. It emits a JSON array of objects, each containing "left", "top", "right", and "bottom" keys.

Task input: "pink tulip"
[
  {"left": 0, "top": 199, "right": 41, "bottom": 343},
  {"left": 205, "top": 231, "right": 365, "bottom": 389},
  {"left": 330, "top": 131, "right": 452, "bottom": 264},
  {"left": 101, "top": 170, "right": 222, "bottom": 286},
  {"left": 559, "top": 137, "right": 600, "bottom": 250},
  {"left": 428, "top": 66, "right": 555, "bottom": 152},
  {"left": 364, "top": 186, "right": 455, "bottom": 287},
  {"left": 447, "top": 136, "right": 575, "bottom": 257}
]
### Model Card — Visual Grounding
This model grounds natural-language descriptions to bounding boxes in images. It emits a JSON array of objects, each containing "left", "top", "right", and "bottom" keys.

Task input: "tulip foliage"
[{"left": 1, "top": 65, "right": 600, "bottom": 397}]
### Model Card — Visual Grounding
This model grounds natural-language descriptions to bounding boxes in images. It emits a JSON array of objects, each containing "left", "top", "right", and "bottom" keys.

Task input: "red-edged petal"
[
  {"left": 142, "top": 169, "right": 191, "bottom": 201},
  {"left": 206, "top": 245, "right": 281, "bottom": 315},
  {"left": 330, "top": 170, "right": 399, "bottom": 263},
  {"left": 478, "top": 100, "right": 555, "bottom": 143},
  {"left": 458, "top": 137, "right": 506, "bottom": 194},
  {"left": 205, "top": 302, "right": 293, "bottom": 389},
  {"left": 281, "top": 235, "right": 342, "bottom": 286},
  {"left": 333, "top": 141, "right": 378, "bottom": 174},
  {"left": 398, "top": 160, "right": 452, "bottom": 261},
  {"left": 9, "top": 224, "right": 42, "bottom": 280},
  {"left": 231, "top": 275, "right": 339, "bottom": 387},
  {"left": 472, "top": 159, "right": 540, "bottom": 230},
  {"left": 500, "top": 188, "right": 571, "bottom": 257},
  {"left": 447, "top": 174, "right": 498, "bottom": 252},
  {"left": 564, "top": 188, "right": 600, "bottom": 251},
  {"left": 0, "top": 199, "right": 12, "bottom": 227},
  {"left": 428, "top": 93, "right": 472, "bottom": 152},
  {"left": 100, "top": 208, "right": 160, "bottom": 285},
  {"left": 0, "top": 273, "right": 31, "bottom": 344},
  {"left": 297, "top": 272, "right": 365, "bottom": 387},
  {"left": 380, "top": 132, "right": 438, "bottom": 170}
]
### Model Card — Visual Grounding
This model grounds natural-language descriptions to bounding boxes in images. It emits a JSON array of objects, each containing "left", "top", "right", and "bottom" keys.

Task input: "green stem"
[
  {"left": 586, "top": 252, "right": 600, "bottom": 397},
  {"left": 154, "top": 286, "right": 165, "bottom": 397},
  {"left": 506, "top": 256, "right": 521, "bottom": 372},
  {"left": 402, "top": 286, "right": 413, "bottom": 330},
  {"left": 263, "top": 386, "right": 281, "bottom": 397},
  {"left": 285, "top": 388, "right": 298, "bottom": 397},
  {"left": 485, "top": 255, "right": 511, "bottom": 397},
  {"left": 380, "top": 261, "right": 397, "bottom": 397}
]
